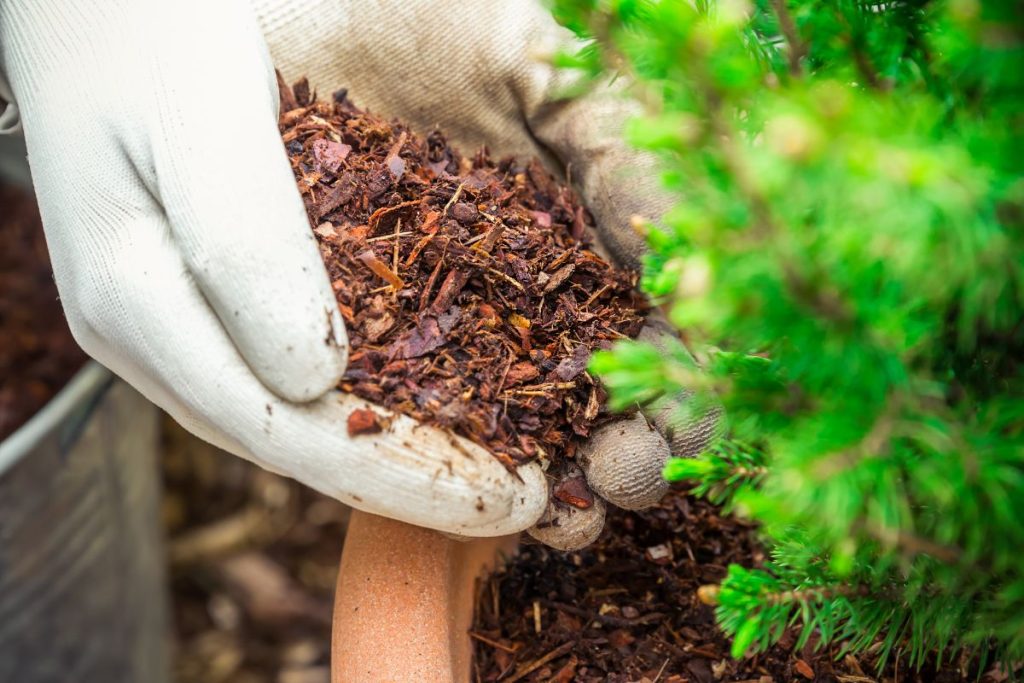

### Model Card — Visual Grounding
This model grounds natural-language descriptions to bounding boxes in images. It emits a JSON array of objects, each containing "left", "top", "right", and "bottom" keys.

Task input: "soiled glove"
[
  {"left": 0, "top": 0, "right": 545, "bottom": 538},
  {"left": 0, "top": 0, "right": 717, "bottom": 549}
]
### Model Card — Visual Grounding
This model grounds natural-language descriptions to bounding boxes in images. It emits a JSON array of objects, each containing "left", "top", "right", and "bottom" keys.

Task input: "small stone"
[
  {"left": 644, "top": 543, "right": 673, "bottom": 564},
  {"left": 451, "top": 201, "right": 479, "bottom": 224},
  {"left": 314, "top": 222, "right": 337, "bottom": 238}
]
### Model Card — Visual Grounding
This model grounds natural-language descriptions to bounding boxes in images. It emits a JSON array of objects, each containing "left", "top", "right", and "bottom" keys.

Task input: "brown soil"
[
  {"left": 0, "top": 184, "right": 86, "bottom": 440},
  {"left": 278, "top": 78, "right": 646, "bottom": 470},
  {"left": 472, "top": 490, "right": 990, "bottom": 683}
]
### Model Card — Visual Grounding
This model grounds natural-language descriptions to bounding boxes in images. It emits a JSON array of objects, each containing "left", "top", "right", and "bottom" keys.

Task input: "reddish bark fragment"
[
  {"left": 795, "top": 659, "right": 815, "bottom": 679},
  {"left": 608, "top": 629, "right": 635, "bottom": 649},
  {"left": 356, "top": 250, "right": 404, "bottom": 289},
  {"left": 551, "top": 654, "right": 578, "bottom": 683},
  {"left": 477, "top": 222, "right": 505, "bottom": 253},
  {"left": 553, "top": 476, "right": 594, "bottom": 509},
  {"left": 346, "top": 408, "right": 383, "bottom": 437},
  {"left": 571, "top": 204, "right": 587, "bottom": 241},
  {"left": 312, "top": 139, "right": 351, "bottom": 173},
  {"left": 505, "top": 361, "right": 540, "bottom": 386},
  {"left": 275, "top": 69, "right": 298, "bottom": 112},
  {"left": 389, "top": 315, "right": 456, "bottom": 360},
  {"left": 554, "top": 345, "right": 591, "bottom": 381},
  {"left": 531, "top": 211, "right": 552, "bottom": 228},
  {"left": 291, "top": 77, "right": 312, "bottom": 107},
  {"left": 543, "top": 263, "right": 576, "bottom": 294},
  {"left": 384, "top": 131, "right": 407, "bottom": 180},
  {"left": 316, "top": 176, "right": 356, "bottom": 218},
  {"left": 429, "top": 269, "right": 469, "bottom": 315}
]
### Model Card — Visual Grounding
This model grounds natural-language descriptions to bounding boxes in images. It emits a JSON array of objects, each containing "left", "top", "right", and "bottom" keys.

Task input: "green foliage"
[{"left": 554, "top": 0, "right": 1024, "bottom": 670}]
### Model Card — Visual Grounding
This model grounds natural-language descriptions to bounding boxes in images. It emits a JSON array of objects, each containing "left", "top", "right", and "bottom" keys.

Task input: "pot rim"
[{"left": 0, "top": 360, "right": 111, "bottom": 476}]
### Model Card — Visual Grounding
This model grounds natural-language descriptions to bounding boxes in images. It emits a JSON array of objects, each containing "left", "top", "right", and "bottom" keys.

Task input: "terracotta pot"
[{"left": 332, "top": 510, "right": 515, "bottom": 683}]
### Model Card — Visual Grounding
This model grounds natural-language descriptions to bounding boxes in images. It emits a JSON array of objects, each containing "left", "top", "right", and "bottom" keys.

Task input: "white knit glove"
[{"left": 1, "top": 0, "right": 717, "bottom": 549}]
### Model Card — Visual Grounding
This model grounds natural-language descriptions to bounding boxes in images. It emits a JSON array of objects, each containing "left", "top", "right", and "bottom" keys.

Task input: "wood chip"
[{"left": 346, "top": 408, "right": 383, "bottom": 436}]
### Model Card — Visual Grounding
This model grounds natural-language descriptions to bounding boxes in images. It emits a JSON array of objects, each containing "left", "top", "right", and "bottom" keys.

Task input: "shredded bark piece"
[
  {"left": 552, "top": 476, "right": 594, "bottom": 510},
  {"left": 346, "top": 408, "right": 383, "bottom": 437}
]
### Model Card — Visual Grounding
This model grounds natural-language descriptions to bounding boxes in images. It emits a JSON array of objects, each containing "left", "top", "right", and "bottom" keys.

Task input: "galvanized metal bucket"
[{"left": 0, "top": 362, "right": 171, "bottom": 683}]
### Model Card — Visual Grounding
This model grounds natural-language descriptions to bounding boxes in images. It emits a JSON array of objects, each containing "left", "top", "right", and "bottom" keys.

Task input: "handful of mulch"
[{"left": 279, "top": 78, "right": 646, "bottom": 468}]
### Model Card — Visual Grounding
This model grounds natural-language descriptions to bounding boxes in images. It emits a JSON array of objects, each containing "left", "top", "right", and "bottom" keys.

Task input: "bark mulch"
[
  {"left": 472, "top": 490, "right": 997, "bottom": 683},
  {"left": 278, "top": 77, "right": 646, "bottom": 470},
  {"left": 0, "top": 183, "right": 85, "bottom": 440}
]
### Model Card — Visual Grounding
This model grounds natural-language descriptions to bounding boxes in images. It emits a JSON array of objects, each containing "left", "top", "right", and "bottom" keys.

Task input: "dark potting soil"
[
  {"left": 471, "top": 490, "right": 991, "bottom": 683},
  {"left": 278, "top": 78, "right": 646, "bottom": 469},
  {"left": 0, "top": 184, "right": 85, "bottom": 440}
]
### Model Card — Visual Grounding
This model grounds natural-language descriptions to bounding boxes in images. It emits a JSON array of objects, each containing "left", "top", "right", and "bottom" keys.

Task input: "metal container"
[{"left": 0, "top": 362, "right": 170, "bottom": 683}]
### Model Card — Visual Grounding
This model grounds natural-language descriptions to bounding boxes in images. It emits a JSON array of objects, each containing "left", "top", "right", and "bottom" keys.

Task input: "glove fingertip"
[
  {"left": 579, "top": 413, "right": 672, "bottom": 511},
  {"left": 256, "top": 303, "right": 349, "bottom": 403},
  {"left": 649, "top": 398, "right": 723, "bottom": 460},
  {"left": 527, "top": 497, "right": 606, "bottom": 551}
]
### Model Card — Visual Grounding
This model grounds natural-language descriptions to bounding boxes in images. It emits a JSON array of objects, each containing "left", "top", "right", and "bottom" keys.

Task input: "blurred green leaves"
[{"left": 556, "top": 0, "right": 1024, "bottom": 669}]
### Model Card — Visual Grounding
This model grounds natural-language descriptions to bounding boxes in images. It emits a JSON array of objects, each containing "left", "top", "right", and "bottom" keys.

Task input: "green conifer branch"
[{"left": 560, "top": 0, "right": 1024, "bottom": 671}]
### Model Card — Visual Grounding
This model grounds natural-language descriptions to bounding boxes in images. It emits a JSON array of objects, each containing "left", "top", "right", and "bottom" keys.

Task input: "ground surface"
[
  {"left": 162, "top": 432, "right": 992, "bottom": 683},
  {"left": 471, "top": 490, "right": 995, "bottom": 683}
]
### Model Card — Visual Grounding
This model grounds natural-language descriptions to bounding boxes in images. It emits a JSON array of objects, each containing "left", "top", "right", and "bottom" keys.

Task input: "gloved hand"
[
  {"left": 257, "top": 0, "right": 721, "bottom": 548},
  {"left": 0, "top": 0, "right": 717, "bottom": 550}
]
